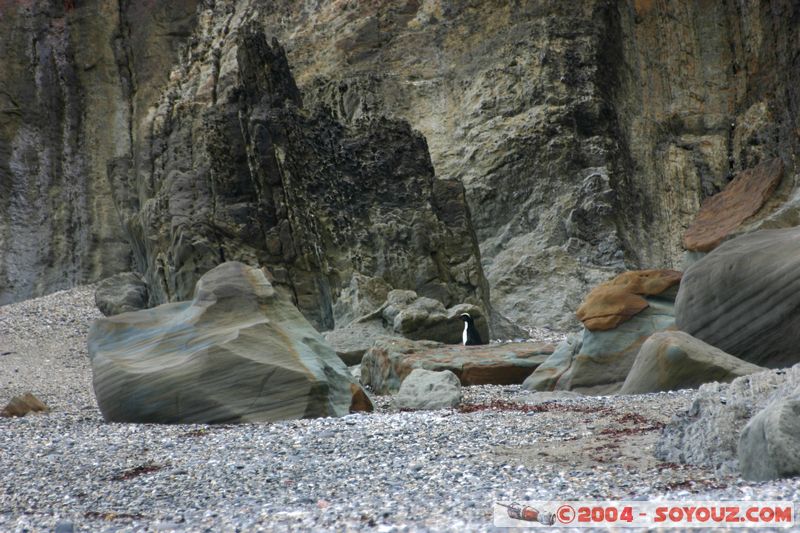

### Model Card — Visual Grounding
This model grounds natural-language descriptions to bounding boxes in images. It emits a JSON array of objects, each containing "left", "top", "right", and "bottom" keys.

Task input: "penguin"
[{"left": 460, "top": 313, "right": 484, "bottom": 346}]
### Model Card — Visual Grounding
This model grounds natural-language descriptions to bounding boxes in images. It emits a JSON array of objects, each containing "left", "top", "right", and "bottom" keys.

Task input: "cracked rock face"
[{"left": 107, "top": 25, "right": 489, "bottom": 332}]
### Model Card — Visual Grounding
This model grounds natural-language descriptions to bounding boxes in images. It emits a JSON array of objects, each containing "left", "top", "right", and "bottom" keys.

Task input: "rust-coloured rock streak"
[
  {"left": 683, "top": 158, "right": 784, "bottom": 252},
  {"left": 576, "top": 270, "right": 682, "bottom": 331}
]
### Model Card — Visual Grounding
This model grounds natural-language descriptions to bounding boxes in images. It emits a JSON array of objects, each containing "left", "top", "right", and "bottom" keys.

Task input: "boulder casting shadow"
[{"left": 88, "top": 262, "right": 372, "bottom": 424}]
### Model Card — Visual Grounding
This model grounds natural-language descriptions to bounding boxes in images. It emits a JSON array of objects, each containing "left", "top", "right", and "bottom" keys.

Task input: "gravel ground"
[{"left": 1, "top": 286, "right": 799, "bottom": 532}]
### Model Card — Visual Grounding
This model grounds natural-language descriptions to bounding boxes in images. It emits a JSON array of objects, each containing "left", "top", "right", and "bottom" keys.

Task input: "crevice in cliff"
[
  {"left": 114, "top": 0, "right": 135, "bottom": 164},
  {"left": 590, "top": 0, "right": 641, "bottom": 270}
]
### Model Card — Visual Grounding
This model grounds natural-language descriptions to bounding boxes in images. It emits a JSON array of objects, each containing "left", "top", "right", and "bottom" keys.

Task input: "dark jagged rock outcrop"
[
  {"left": 108, "top": 27, "right": 489, "bottom": 330},
  {"left": 263, "top": 0, "right": 800, "bottom": 329}
]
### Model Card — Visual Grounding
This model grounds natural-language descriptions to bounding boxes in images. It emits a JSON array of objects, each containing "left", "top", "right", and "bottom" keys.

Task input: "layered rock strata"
[{"left": 89, "top": 262, "right": 371, "bottom": 424}]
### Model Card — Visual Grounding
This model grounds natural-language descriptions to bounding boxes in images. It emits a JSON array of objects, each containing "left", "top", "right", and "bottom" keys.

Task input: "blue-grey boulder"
[
  {"left": 676, "top": 227, "right": 800, "bottom": 368},
  {"left": 738, "top": 396, "right": 800, "bottom": 481},
  {"left": 524, "top": 297, "right": 675, "bottom": 394},
  {"left": 89, "top": 262, "right": 372, "bottom": 423},
  {"left": 619, "top": 331, "right": 766, "bottom": 394}
]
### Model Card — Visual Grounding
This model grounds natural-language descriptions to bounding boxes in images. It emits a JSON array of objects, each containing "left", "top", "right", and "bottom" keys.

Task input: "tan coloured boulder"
[
  {"left": 1, "top": 393, "right": 49, "bottom": 418},
  {"left": 576, "top": 270, "right": 682, "bottom": 331},
  {"left": 89, "top": 262, "right": 372, "bottom": 424},
  {"left": 683, "top": 158, "right": 783, "bottom": 252}
]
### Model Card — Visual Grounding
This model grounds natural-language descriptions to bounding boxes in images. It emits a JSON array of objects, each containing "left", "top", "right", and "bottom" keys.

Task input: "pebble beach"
[{"left": 1, "top": 286, "right": 799, "bottom": 532}]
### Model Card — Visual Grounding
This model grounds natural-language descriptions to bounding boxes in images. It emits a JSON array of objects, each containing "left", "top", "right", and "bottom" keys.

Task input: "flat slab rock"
[
  {"left": 361, "top": 338, "right": 555, "bottom": 394},
  {"left": 683, "top": 158, "right": 783, "bottom": 252}
]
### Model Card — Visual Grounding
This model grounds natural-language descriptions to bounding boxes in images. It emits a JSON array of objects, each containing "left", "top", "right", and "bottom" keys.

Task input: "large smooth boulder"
[
  {"left": 394, "top": 369, "right": 462, "bottom": 410},
  {"left": 362, "top": 338, "right": 554, "bottom": 394},
  {"left": 558, "top": 297, "right": 675, "bottom": 394},
  {"left": 89, "top": 262, "right": 372, "bottom": 424},
  {"left": 95, "top": 272, "right": 149, "bottom": 316},
  {"left": 683, "top": 158, "right": 783, "bottom": 252},
  {"left": 525, "top": 271, "right": 679, "bottom": 394},
  {"left": 656, "top": 364, "right": 800, "bottom": 475},
  {"left": 619, "top": 331, "right": 766, "bottom": 394},
  {"left": 676, "top": 226, "right": 800, "bottom": 368},
  {"left": 738, "top": 396, "right": 800, "bottom": 481}
]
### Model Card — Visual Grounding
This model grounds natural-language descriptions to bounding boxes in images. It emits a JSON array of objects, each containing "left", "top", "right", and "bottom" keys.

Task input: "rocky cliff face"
[
  {"left": 0, "top": 0, "right": 198, "bottom": 304},
  {"left": 108, "top": 21, "right": 489, "bottom": 330},
  {"left": 248, "top": 0, "right": 800, "bottom": 328},
  {"left": 2, "top": 0, "right": 799, "bottom": 332}
]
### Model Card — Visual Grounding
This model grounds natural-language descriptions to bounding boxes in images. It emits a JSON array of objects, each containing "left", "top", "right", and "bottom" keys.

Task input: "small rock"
[
  {"left": 1, "top": 392, "right": 49, "bottom": 418},
  {"left": 394, "top": 369, "right": 461, "bottom": 410},
  {"left": 54, "top": 521, "right": 75, "bottom": 533},
  {"left": 94, "top": 272, "right": 148, "bottom": 316}
]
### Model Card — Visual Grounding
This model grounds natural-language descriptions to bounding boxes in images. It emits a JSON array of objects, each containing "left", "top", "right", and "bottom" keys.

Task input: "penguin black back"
[{"left": 460, "top": 313, "right": 483, "bottom": 346}]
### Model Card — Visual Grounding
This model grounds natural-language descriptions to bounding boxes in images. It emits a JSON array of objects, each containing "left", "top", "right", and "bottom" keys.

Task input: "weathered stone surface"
[
  {"left": 0, "top": 0, "right": 198, "bottom": 305},
  {"left": 521, "top": 334, "right": 582, "bottom": 393},
  {"left": 270, "top": 1, "right": 800, "bottom": 330},
  {"left": 332, "top": 273, "right": 391, "bottom": 328},
  {"left": 738, "top": 396, "right": 800, "bottom": 481},
  {"left": 94, "top": 273, "right": 148, "bottom": 317},
  {"left": 394, "top": 369, "right": 462, "bottom": 411},
  {"left": 525, "top": 296, "right": 676, "bottom": 394},
  {"left": 657, "top": 364, "right": 799, "bottom": 475},
  {"left": 3, "top": 1, "right": 800, "bottom": 339},
  {"left": 619, "top": 331, "right": 766, "bottom": 395},
  {"left": 324, "top": 290, "right": 489, "bottom": 365},
  {"left": 675, "top": 227, "right": 800, "bottom": 368},
  {"left": 361, "top": 338, "right": 554, "bottom": 395},
  {"left": 89, "top": 262, "right": 371, "bottom": 424},
  {"left": 683, "top": 158, "right": 784, "bottom": 252},
  {"left": 1, "top": 392, "right": 49, "bottom": 418},
  {"left": 576, "top": 270, "right": 682, "bottom": 331},
  {"left": 110, "top": 26, "right": 489, "bottom": 332},
  {"left": 382, "top": 290, "right": 489, "bottom": 345},
  {"left": 323, "top": 319, "right": 394, "bottom": 366}
]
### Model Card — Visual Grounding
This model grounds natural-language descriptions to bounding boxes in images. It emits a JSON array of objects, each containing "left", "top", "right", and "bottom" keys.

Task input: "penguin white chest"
[{"left": 462, "top": 322, "right": 468, "bottom": 345}]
